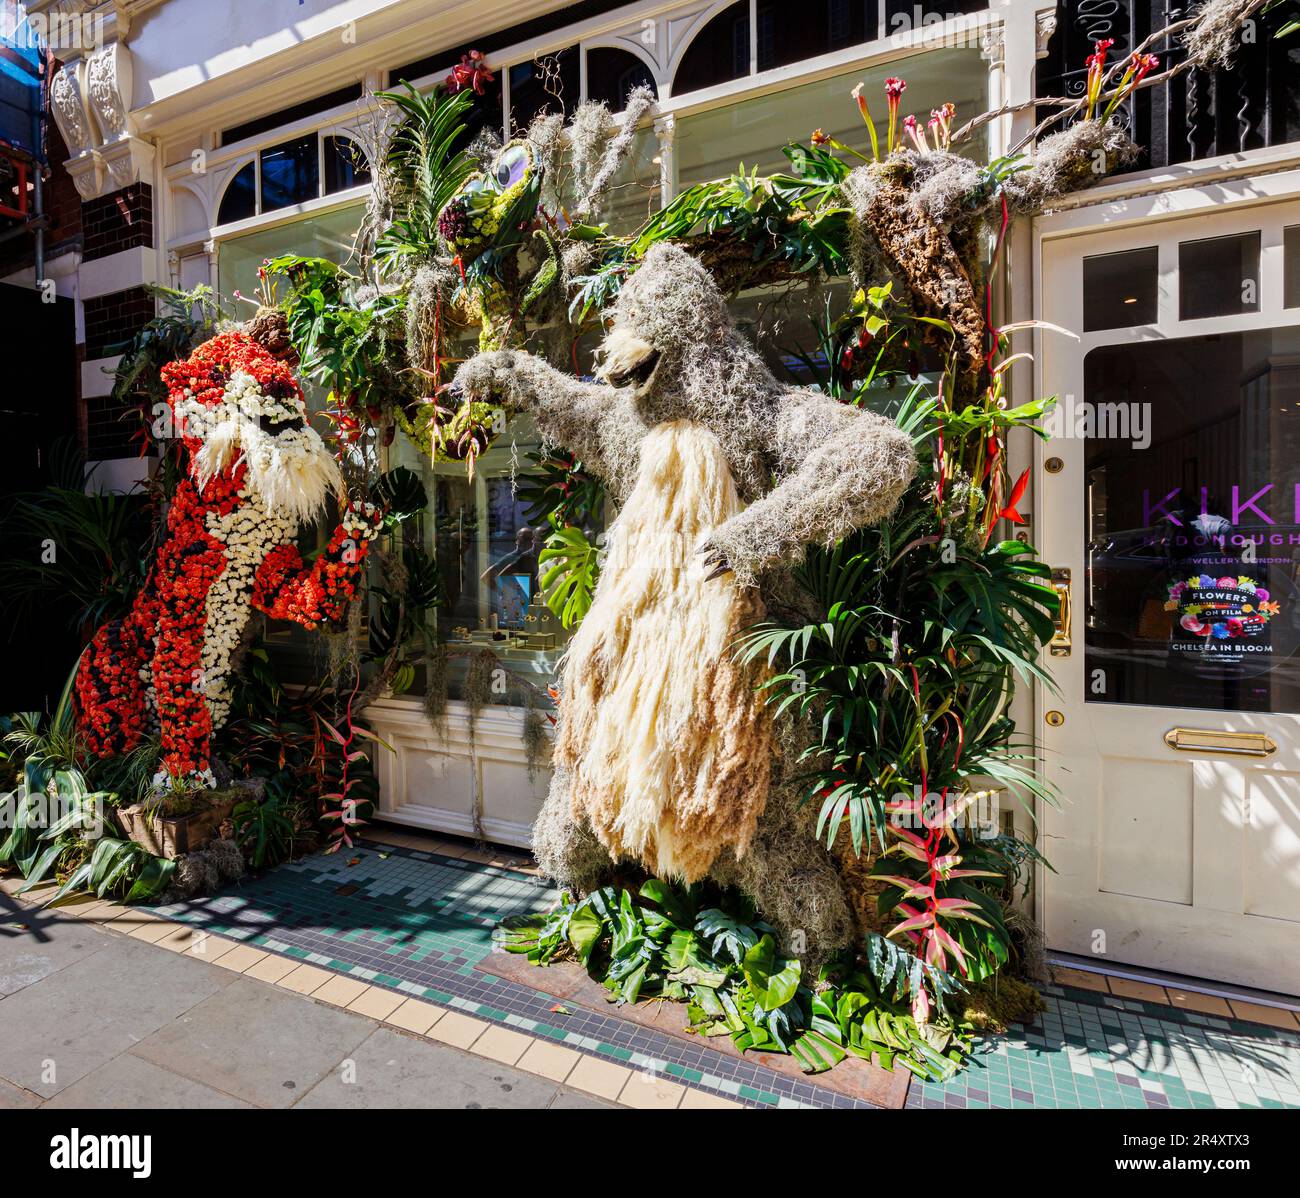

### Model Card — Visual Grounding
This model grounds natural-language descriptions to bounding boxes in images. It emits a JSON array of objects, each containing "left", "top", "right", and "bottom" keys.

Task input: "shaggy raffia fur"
[
  {"left": 554, "top": 422, "right": 772, "bottom": 882},
  {"left": 454, "top": 244, "right": 915, "bottom": 961}
]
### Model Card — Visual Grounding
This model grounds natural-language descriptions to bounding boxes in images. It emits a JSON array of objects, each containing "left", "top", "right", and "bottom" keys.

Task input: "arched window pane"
[
  {"left": 509, "top": 47, "right": 580, "bottom": 132},
  {"left": 260, "top": 135, "right": 319, "bottom": 212},
  {"left": 585, "top": 47, "right": 657, "bottom": 111},
  {"left": 755, "top": 1, "right": 874, "bottom": 72},
  {"left": 673, "top": 2, "right": 749, "bottom": 96},
  {"left": 216, "top": 161, "right": 256, "bottom": 225},
  {"left": 324, "top": 135, "right": 371, "bottom": 194}
]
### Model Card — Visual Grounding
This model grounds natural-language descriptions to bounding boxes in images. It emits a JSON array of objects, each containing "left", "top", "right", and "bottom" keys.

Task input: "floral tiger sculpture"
[{"left": 75, "top": 330, "right": 382, "bottom": 789}]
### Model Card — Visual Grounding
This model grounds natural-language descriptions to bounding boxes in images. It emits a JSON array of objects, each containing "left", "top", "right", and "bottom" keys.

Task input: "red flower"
[
  {"left": 446, "top": 50, "right": 493, "bottom": 95},
  {"left": 998, "top": 467, "right": 1031, "bottom": 525}
]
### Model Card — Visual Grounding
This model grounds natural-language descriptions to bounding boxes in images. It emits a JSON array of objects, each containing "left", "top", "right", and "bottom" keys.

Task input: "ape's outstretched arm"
[
  {"left": 453, "top": 350, "right": 643, "bottom": 493},
  {"left": 252, "top": 500, "right": 384, "bottom": 627},
  {"left": 703, "top": 390, "right": 916, "bottom": 585}
]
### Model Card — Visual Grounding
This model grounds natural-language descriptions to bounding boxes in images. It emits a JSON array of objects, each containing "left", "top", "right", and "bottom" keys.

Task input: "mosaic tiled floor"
[
  {"left": 156, "top": 836, "right": 1300, "bottom": 1111},
  {"left": 907, "top": 988, "right": 1300, "bottom": 1110}
]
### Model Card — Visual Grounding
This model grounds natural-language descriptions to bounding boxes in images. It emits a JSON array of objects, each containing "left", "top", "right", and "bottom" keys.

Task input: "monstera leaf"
[
  {"left": 538, "top": 526, "right": 600, "bottom": 629},
  {"left": 741, "top": 934, "right": 801, "bottom": 1011},
  {"left": 370, "top": 467, "right": 427, "bottom": 526}
]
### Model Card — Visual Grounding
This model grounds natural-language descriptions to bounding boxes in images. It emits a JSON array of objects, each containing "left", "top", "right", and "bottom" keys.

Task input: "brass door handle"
[
  {"left": 1163, "top": 728, "right": 1277, "bottom": 757},
  {"left": 1049, "top": 567, "right": 1072, "bottom": 657}
]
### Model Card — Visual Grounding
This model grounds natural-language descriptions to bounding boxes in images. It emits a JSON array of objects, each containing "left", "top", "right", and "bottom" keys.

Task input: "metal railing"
[{"left": 1037, "top": 0, "right": 1299, "bottom": 170}]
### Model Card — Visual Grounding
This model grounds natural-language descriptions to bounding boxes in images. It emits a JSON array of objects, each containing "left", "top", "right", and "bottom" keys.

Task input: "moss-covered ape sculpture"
[{"left": 454, "top": 243, "right": 915, "bottom": 964}]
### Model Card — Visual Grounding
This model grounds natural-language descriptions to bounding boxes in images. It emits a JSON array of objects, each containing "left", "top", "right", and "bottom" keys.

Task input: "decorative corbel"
[{"left": 1035, "top": 9, "right": 1059, "bottom": 61}]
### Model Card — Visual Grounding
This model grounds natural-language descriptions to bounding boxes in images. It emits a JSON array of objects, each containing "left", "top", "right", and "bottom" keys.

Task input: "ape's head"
[
  {"left": 597, "top": 243, "right": 739, "bottom": 409},
  {"left": 160, "top": 331, "right": 341, "bottom": 524}
]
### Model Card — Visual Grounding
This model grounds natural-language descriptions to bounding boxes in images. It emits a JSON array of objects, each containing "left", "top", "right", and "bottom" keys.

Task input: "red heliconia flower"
[{"left": 998, "top": 466, "right": 1031, "bottom": 525}]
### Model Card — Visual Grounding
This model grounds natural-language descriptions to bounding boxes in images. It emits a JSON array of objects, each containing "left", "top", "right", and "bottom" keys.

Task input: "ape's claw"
[{"left": 696, "top": 542, "right": 733, "bottom": 581}]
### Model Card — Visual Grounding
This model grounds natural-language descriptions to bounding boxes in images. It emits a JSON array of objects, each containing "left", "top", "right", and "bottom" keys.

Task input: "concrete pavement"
[{"left": 0, "top": 887, "right": 612, "bottom": 1110}]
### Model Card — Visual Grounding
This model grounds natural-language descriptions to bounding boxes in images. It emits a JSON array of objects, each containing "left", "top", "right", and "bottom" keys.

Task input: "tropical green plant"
[
  {"left": 733, "top": 290, "right": 1059, "bottom": 984},
  {"left": 0, "top": 438, "right": 154, "bottom": 636},
  {"left": 537, "top": 526, "right": 601, "bottom": 630},
  {"left": 264, "top": 254, "right": 410, "bottom": 439},
  {"left": 497, "top": 878, "right": 971, "bottom": 1079},
  {"left": 0, "top": 675, "right": 174, "bottom": 905},
  {"left": 372, "top": 82, "right": 477, "bottom": 274},
  {"left": 232, "top": 791, "right": 296, "bottom": 871},
  {"left": 570, "top": 144, "right": 852, "bottom": 320}
]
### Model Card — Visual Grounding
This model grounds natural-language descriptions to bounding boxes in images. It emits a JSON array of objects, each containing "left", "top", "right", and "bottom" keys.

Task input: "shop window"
[
  {"left": 509, "top": 47, "right": 580, "bottom": 132},
  {"left": 323, "top": 135, "right": 370, "bottom": 194},
  {"left": 588, "top": 126, "right": 662, "bottom": 236},
  {"left": 1179, "top": 232, "right": 1261, "bottom": 321},
  {"left": 1083, "top": 247, "right": 1158, "bottom": 332},
  {"left": 1285, "top": 225, "right": 1299, "bottom": 309},
  {"left": 753, "top": 1, "right": 873, "bottom": 72},
  {"left": 585, "top": 47, "right": 657, "bottom": 111},
  {"left": 260, "top": 135, "right": 320, "bottom": 213},
  {"left": 673, "top": 2, "right": 750, "bottom": 96},
  {"left": 391, "top": 413, "right": 602, "bottom": 703},
  {"left": 675, "top": 49, "right": 987, "bottom": 188},
  {"left": 1082, "top": 329, "right": 1300, "bottom": 713},
  {"left": 217, "top": 161, "right": 257, "bottom": 225},
  {"left": 217, "top": 203, "right": 363, "bottom": 318}
]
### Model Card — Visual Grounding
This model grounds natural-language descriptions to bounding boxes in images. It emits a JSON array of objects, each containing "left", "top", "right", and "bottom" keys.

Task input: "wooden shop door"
[{"left": 1035, "top": 196, "right": 1300, "bottom": 995}]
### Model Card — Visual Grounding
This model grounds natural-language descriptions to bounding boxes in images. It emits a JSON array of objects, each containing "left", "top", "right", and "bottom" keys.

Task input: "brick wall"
[
  {"left": 84, "top": 285, "right": 154, "bottom": 359},
  {"left": 80, "top": 177, "right": 158, "bottom": 463},
  {"left": 85, "top": 391, "right": 139, "bottom": 461},
  {"left": 81, "top": 183, "right": 153, "bottom": 262}
]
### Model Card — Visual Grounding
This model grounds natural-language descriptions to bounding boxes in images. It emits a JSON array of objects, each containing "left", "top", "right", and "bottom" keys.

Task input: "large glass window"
[
  {"left": 216, "top": 204, "right": 364, "bottom": 308},
  {"left": 675, "top": 49, "right": 988, "bottom": 187},
  {"left": 391, "top": 414, "right": 597, "bottom": 702},
  {"left": 1083, "top": 328, "right": 1300, "bottom": 713}
]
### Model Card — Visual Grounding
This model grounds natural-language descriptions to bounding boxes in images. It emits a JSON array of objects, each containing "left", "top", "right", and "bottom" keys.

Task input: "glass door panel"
[{"left": 1084, "top": 328, "right": 1300, "bottom": 712}]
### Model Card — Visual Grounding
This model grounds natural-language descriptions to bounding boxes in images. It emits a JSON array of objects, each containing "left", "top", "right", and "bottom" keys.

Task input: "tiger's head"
[{"left": 160, "top": 331, "right": 341, "bottom": 524}]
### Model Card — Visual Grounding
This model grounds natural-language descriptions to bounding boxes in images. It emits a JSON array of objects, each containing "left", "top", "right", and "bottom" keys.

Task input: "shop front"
[{"left": 24, "top": 0, "right": 1300, "bottom": 998}]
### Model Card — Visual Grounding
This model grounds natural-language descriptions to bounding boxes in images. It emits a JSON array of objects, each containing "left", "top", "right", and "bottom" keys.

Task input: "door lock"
[
  {"left": 1049, "top": 567, "right": 1072, "bottom": 657},
  {"left": 1045, "top": 710, "right": 1065, "bottom": 727}
]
